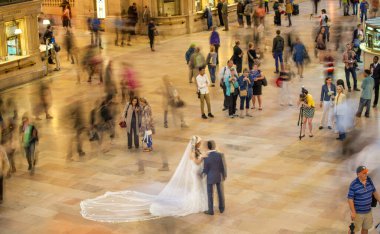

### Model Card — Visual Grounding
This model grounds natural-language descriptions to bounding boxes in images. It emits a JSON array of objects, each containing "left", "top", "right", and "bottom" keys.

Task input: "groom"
[{"left": 202, "top": 140, "right": 227, "bottom": 215}]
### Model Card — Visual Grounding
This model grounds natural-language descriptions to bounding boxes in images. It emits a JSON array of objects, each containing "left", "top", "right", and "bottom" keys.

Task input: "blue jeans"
[
  {"left": 274, "top": 52, "right": 283, "bottom": 72},
  {"left": 361, "top": 11, "right": 367, "bottom": 22},
  {"left": 352, "top": 3, "right": 358, "bottom": 15},
  {"left": 239, "top": 94, "right": 252, "bottom": 110},
  {"left": 345, "top": 67, "right": 357, "bottom": 89},
  {"left": 208, "top": 65, "right": 216, "bottom": 84}
]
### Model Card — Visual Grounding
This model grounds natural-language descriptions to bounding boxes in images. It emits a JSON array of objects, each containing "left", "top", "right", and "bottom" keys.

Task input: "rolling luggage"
[{"left": 292, "top": 4, "right": 299, "bottom": 15}]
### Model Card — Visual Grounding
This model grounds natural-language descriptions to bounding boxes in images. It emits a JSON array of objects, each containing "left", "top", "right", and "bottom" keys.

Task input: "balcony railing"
[
  {"left": 0, "top": 0, "right": 32, "bottom": 6},
  {"left": 42, "top": 0, "right": 75, "bottom": 7}
]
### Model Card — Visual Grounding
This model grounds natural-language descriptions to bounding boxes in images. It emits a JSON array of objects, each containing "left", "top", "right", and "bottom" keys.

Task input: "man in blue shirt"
[
  {"left": 348, "top": 166, "right": 380, "bottom": 233},
  {"left": 360, "top": 0, "right": 369, "bottom": 22}
]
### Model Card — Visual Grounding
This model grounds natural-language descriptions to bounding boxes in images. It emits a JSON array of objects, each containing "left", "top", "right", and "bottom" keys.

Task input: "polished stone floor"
[{"left": 1, "top": 0, "right": 380, "bottom": 233}]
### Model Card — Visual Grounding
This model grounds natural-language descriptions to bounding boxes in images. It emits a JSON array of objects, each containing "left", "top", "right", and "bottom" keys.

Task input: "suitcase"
[{"left": 292, "top": 4, "right": 299, "bottom": 15}]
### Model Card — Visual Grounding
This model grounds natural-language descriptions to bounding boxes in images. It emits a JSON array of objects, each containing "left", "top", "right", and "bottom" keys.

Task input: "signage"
[{"left": 96, "top": 0, "right": 106, "bottom": 19}]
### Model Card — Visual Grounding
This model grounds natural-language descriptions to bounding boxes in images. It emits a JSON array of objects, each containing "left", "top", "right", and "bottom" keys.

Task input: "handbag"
[
  {"left": 239, "top": 81, "right": 248, "bottom": 97},
  {"left": 262, "top": 77, "right": 268, "bottom": 86},
  {"left": 119, "top": 121, "right": 127, "bottom": 128}
]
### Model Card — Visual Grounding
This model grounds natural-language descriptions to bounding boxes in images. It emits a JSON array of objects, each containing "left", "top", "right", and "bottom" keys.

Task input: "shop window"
[
  {"left": 5, "top": 20, "right": 26, "bottom": 57},
  {"left": 158, "top": 0, "right": 181, "bottom": 16}
]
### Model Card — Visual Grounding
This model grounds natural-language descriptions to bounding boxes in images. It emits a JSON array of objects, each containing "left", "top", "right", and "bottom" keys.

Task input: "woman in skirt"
[{"left": 299, "top": 87, "right": 315, "bottom": 138}]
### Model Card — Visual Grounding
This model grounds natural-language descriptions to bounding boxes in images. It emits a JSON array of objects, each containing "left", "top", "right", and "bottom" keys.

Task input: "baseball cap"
[{"left": 356, "top": 166, "right": 369, "bottom": 174}]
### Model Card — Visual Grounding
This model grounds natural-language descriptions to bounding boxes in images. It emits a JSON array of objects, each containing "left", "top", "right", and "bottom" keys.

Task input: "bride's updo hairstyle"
[{"left": 191, "top": 136, "right": 202, "bottom": 151}]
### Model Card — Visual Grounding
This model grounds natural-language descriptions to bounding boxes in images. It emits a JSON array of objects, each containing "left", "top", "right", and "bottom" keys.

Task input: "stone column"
[
  {"left": 0, "top": 22, "right": 6, "bottom": 57},
  {"left": 25, "top": 14, "right": 41, "bottom": 56}
]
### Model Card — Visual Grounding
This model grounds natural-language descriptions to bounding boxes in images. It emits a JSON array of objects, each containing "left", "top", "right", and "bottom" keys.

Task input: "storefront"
[
  {"left": 361, "top": 18, "right": 380, "bottom": 68},
  {"left": 0, "top": 0, "right": 43, "bottom": 90}
]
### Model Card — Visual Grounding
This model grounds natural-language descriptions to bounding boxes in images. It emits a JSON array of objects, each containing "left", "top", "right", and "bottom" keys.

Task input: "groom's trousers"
[{"left": 207, "top": 183, "right": 225, "bottom": 214}]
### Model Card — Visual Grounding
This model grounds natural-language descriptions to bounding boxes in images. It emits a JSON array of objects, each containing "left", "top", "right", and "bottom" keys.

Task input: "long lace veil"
[{"left": 80, "top": 140, "right": 194, "bottom": 222}]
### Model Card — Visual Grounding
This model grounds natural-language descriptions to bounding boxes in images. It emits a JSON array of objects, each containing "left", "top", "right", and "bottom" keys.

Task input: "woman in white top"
[{"left": 334, "top": 85, "right": 347, "bottom": 141}]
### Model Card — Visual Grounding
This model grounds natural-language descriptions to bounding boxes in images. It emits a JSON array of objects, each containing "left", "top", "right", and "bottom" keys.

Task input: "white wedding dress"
[{"left": 80, "top": 141, "right": 208, "bottom": 222}]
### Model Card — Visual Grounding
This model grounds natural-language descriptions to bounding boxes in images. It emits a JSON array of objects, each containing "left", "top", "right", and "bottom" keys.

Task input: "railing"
[
  {"left": 0, "top": 0, "right": 32, "bottom": 6},
  {"left": 42, "top": 0, "right": 75, "bottom": 7}
]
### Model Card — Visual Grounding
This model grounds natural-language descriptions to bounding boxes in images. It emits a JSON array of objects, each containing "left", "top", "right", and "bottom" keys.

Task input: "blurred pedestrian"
[
  {"left": 121, "top": 63, "right": 139, "bottom": 102},
  {"left": 232, "top": 41, "right": 243, "bottom": 74},
  {"left": 104, "top": 61, "right": 117, "bottom": 99},
  {"left": 319, "top": 77, "right": 336, "bottom": 130},
  {"left": 343, "top": 43, "right": 359, "bottom": 92},
  {"left": 99, "top": 95, "right": 116, "bottom": 151},
  {"left": 114, "top": 14, "right": 123, "bottom": 46},
  {"left": 206, "top": 45, "right": 217, "bottom": 86},
  {"left": 67, "top": 100, "right": 86, "bottom": 160},
  {"left": 370, "top": 56, "right": 380, "bottom": 108},
  {"left": 292, "top": 37, "right": 307, "bottom": 78},
  {"left": 272, "top": 30, "right": 285, "bottom": 73},
  {"left": 352, "top": 24, "right": 364, "bottom": 63},
  {"left": 244, "top": 0, "right": 253, "bottom": 28},
  {"left": 142, "top": 6, "right": 151, "bottom": 25},
  {"left": 217, "top": 0, "right": 224, "bottom": 26},
  {"left": 371, "top": 0, "right": 379, "bottom": 18},
  {"left": 1, "top": 99, "right": 17, "bottom": 175},
  {"left": 91, "top": 16, "right": 102, "bottom": 49},
  {"left": 64, "top": 30, "right": 78, "bottom": 64},
  {"left": 334, "top": 85, "right": 346, "bottom": 140},
  {"left": 43, "top": 25, "right": 60, "bottom": 71},
  {"left": 0, "top": 145, "right": 9, "bottom": 203},
  {"left": 352, "top": 0, "right": 359, "bottom": 15},
  {"left": 225, "top": 67, "right": 239, "bottom": 118},
  {"left": 222, "top": 0, "right": 229, "bottom": 31},
  {"left": 238, "top": 68, "right": 253, "bottom": 117},
  {"left": 147, "top": 19, "right": 157, "bottom": 52},
  {"left": 196, "top": 67, "right": 214, "bottom": 119},
  {"left": 209, "top": 27, "right": 220, "bottom": 64},
  {"left": 285, "top": 0, "right": 293, "bottom": 27},
  {"left": 360, "top": 0, "right": 369, "bottom": 22},
  {"left": 82, "top": 46, "right": 103, "bottom": 84},
  {"left": 273, "top": 1, "right": 281, "bottom": 26},
  {"left": 356, "top": 69, "right": 374, "bottom": 118},
  {"left": 247, "top": 42, "right": 258, "bottom": 70},
  {"left": 139, "top": 98, "right": 154, "bottom": 152},
  {"left": 121, "top": 97, "right": 141, "bottom": 149},
  {"left": 126, "top": 3, "right": 138, "bottom": 46},
  {"left": 162, "top": 76, "right": 187, "bottom": 128},
  {"left": 343, "top": 0, "right": 349, "bottom": 16},
  {"left": 264, "top": 0, "right": 270, "bottom": 13},
  {"left": 278, "top": 64, "right": 294, "bottom": 106},
  {"left": 347, "top": 166, "right": 380, "bottom": 233},
  {"left": 313, "top": 0, "right": 320, "bottom": 14},
  {"left": 204, "top": 4, "right": 213, "bottom": 30},
  {"left": 251, "top": 64, "right": 266, "bottom": 110},
  {"left": 299, "top": 87, "right": 315, "bottom": 138},
  {"left": 237, "top": 1, "right": 244, "bottom": 27},
  {"left": 315, "top": 27, "right": 327, "bottom": 62},
  {"left": 34, "top": 82, "right": 53, "bottom": 120},
  {"left": 20, "top": 115, "right": 38, "bottom": 174},
  {"left": 189, "top": 47, "right": 206, "bottom": 83}
]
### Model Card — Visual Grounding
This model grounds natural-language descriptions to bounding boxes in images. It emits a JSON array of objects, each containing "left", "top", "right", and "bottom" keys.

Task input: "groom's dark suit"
[{"left": 203, "top": 150, "right": 227, "bottom": 214}]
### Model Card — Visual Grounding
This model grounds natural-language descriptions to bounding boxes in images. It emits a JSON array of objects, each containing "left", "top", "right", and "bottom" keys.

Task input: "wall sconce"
[
  {"left": 43, "top": 19, "right": 51, "bottom": 25},
  {"left": 14, "top": 28, "right": 22, "bottom": 35}
]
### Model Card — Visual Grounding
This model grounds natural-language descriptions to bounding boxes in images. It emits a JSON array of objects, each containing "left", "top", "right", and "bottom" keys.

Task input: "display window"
[
  {"left": 158, "top": 0, "right": 181, "bottom": 16},
  {"left": 4, "top": 20, "right": 26, "bottom": 57},
  {"left": 196, "top": 0, "right": 234, "bottom": 13}
]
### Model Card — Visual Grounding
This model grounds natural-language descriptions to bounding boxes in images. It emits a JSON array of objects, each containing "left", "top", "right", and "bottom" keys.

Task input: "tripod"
[{"left": 297, "top": 104, "right": 304, "bottom": 140}]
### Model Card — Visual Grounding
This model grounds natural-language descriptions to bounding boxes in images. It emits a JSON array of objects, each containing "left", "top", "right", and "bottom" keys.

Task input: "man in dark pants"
[
  {"left": 217, "top": 0, "right": 224, "bottom": 26},
  {"left": 202, "top": 140, "right": 227, "bottom": 215},
  {"left": 219, "top": 60, "right": 233, "bottom": 111},
  {"left": 370, "top": 56, "right": 380, "bottom": 108},
  {"left": 313, "top": 0, "right": 320, "bottom": 14}
]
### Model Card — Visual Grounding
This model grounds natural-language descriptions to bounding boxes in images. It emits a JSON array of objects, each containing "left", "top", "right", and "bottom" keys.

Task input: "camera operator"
[{"left": 298, "top": 87, "right": 315, "bottom": 138}]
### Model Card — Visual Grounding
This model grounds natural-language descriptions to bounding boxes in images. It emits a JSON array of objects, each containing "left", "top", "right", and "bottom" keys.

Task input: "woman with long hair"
[{"left": 121, "top": 97, "right": 141, "bottom": 149}]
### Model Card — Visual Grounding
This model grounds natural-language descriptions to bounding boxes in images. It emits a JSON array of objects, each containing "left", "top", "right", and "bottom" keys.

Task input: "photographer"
[
  {"left": 319, "top": 77, "right": 336, "bottom": 130},
  {"left": 298, "top": 87, "right": 315, "bottom": 138},
  {"left": 225, "top": 67, "right": 239, "bottom": 118}
]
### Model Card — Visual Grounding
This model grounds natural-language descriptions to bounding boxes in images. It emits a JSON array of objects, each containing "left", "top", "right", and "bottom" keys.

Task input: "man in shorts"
[{"left": 347, "top": 166, "right": 380, "bottom": 233}]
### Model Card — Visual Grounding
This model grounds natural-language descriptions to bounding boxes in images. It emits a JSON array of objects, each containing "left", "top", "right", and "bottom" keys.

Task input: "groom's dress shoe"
[{"left": 204, "top": 211, "right": 214, "bottom": 215}]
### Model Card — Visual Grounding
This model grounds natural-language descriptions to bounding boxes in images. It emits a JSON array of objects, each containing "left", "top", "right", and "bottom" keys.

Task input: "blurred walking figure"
[
  {"left": 206, "top": 45, "right": 217, "bottom": 86},
  {"left": 204, "top": 4, "right": 213, "bottom": 30},
  {"left": 143, "top": 6, "right": 151, "bottom": 25},
  {"left": 232, "top": 41, "right": 243, "bottom": 74},
  {"left": 360, "top": 0, "right": 369, "bottom": 22},
  {"left": 140, "top": 98, "right": 154, "bottom": 152},
  {"left": 278, "top": 64, "right": 294, "bottom": 106},
  {"left": 162, "top": 76, "right": 187, "bottom": 128},
  {"left": 319, "top": 77, "right": 336, "bottom": 130},
  {"left": 99, "top": 95, "right": 116, "bottom": 151},
  {"left": 371, "top": 0, "right": 379, "bottom": 18},
  {"left": 0, "top": 145, "right": 9, "bottom": 203},
  {"left": 334, "top": 85, "right": 347, "bottom": 140},
  {"left": 185, "top": 44, "right": 196, "bottom": 82},
  {"left": 265, "top": 0, "right": 270, "bottom": 13},
  {"left": 247, "top": 42, "right": 258, "bottom": 70},
  {"left": 82, "top": 46, "right": 103, "bottom": 84},
  {"left": 217, "top": 0, "right": 224, "bottom": 26},
  {"left": 91, "top": 16, "right": 102, "bottom": 49},
  {"left": 43, "top": 25, "right": 60, "bottom": 71},
  {"left": 237, "top": 1, "right": 244, "bottom": 27},
  {"left": 34, "top": 82, "right": 53, "bottom": 120},
  {"left": 189, "top": 47, "right": 206, "bottom": 83},
  {"left": 64, "top": 30, "right": 78, "bottom": 64},
  {"left": 292, "top": 37, "right": 307, "bottom": 78},
  {"left": 104, "top": 61, "right": 118, "bottom": 99},
  {"left": 209, "top": 27, "right": 220, "bottom": 65},
  {"left": 148, "top": 20, "right": 157, "bottom": 52},
  {"left": 222, "top": 0, "right": 229, "bottom": 31},
  {"left": 285, "top": 0, "right": 293, "bottom": 27},
  {"left": 315, "top": 27, "right": 327, "bottom": 62},
  {"left": 121, "top": 97, "right": 141, "bottom": 149},
  {"left": 120, "top": 63, "right": 139, "bottom": 103},
  {"left": 126, "top": 3, "right": 138, "bottom": 46},
  {"left": 114, "top": 15, "right": 123, "bottom": 46},
  {"left": 244, "top": 0, "right": 253, "bottom": 28},
  {"left": 89, "top": 99, "right": 101, "bottom": 142},
  {"left": 67, "top": 100, "right": 86, "bottom": 160},
  {"left": 20, "top": 115, "right": 38, "bottom": 174},
  {"left": 1, "top": 98, "right": 17, "bottom": 175}
]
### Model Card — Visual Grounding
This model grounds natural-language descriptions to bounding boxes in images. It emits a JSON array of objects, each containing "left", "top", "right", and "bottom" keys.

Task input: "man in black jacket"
[
  {"left": 217, "top": 0, "right": 224, "bottom": 26},
  {"left": 203, "top": 140, "right": 227, "bottom": 215},
  {"left": 370, "top": 56, "right": 380, "bottom": 107}
]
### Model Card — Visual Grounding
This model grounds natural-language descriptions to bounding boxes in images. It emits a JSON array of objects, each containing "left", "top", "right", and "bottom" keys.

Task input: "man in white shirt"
[
  {"left": 197, "top": 67, "right": 214, "bottom": 119},
  {"left": 219, "top": 60, "right": 234, "bottom": 111}
]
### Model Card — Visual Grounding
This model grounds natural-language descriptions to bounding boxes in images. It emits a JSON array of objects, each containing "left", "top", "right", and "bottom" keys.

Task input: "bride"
[{"left": 80, "top": 136, "right": 208, "bottom": 222}]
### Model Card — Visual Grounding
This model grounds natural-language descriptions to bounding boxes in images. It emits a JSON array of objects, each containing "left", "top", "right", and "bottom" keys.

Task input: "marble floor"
[{"left": 1, "top": 0, "right": 380, "bottom": 233}]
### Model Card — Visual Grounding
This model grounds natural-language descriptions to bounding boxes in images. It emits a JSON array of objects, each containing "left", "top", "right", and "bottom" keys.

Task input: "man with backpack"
[{"left": 272, "top": 30, "right": 284, "bottom": 74}]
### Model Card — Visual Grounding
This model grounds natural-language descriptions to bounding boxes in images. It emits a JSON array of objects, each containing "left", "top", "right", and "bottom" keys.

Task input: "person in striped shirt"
[{"left": 347, "top": 166, "right": 380, "bottom": 233}]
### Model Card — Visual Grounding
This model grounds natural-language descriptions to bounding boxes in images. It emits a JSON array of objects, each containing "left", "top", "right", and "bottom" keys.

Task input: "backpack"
[
  {"left": 275, "top": 36, "right": 284, "bottom": 51},
  {"left": 185, "top": 48, "right": 194, "bottom": 63}
]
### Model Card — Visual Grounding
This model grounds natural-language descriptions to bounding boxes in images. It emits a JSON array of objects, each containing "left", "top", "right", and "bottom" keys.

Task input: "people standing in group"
[
  {"left": 319, "top": 77, "right": 336, "bottom": 130},
  {"left": 244, "top": 0, "right": 253, "bottom": 28},
  {"left": 20, "top": 115, "right": 38, "bottom": 174},
  {"left": 206, "top": 46, "right": 217, "bottom": 86},
  {"left": 285, "top": 0, "right": 293, "bottom": 27},
  {"left": 238, "top": 68, "right": 253, "bottom": 118},
  {"left": 220, "top": 60, "right": 234, "bottom": 111},
  {"left": 292, "top": 37, "right": 307, "bottom": 78},
  {"left": 122, "top": 97, "right": 141, "bottom": 149},
  {"left": 334, "top": 85, "right": 347, "bottom": 140},
  {"left": 0, "top": 144, "right": 9, "bottom": 203},
  {"left": 225, "top": 67, "right": 239, "bottom": 118},
  {"left": 126, "top": 3, "right": 138, "bottom": 46},
  {"left": 353, "top": 24, "right": 364, "bottom": 63},
  {"left": 299, "top": 87, "right": 315, "bottom": 138},
  {"left": 185, "top": 44, "right": 196, "bottom": 83},
  {"left": 147, "top": 20, "right": 157, "bottom": 52},
  {"left": 209, "top": 26, "right": 220, "bottom": 65},
  {"left": 360, "top": 0, "right": 369, "bottom": 22},
  {"left": 272, "top": 30, "right": 285, "bottom": 73},
  {"left": 247, "top": 42, "right": 258, "bottom": 70},
  {"left": 62, "top": 5, "right": 71, "bottom": 29},
  {"left": 370, "top": 56, "right": 380, "bottom": 108},
  {"left": 189, "top": 47, "right": 206, "bottom": 83},
  {"left": 347, "top": 166, "right": 380, "bottom": 234},
  {"left": 237, "top": 1, "right": 244, "bottom": 27},
  {"left": 222, "top": 0, "right": 229, "bottom": 31},
  {"left": 217, "top": 0, "right": 224, "bottom": 26},
  {"left": 251, "top": 64, "right": 266, "bottom": 110},
  {"left": 139, "top": 98, "right": 154, "bottom": 152},
  {"left": 343, "top": 43, "right": 359, "bottom": 92},
  {"left": 196, "top": 67, "right": 214, "bottom": 119},
  {"left": 356, "top": 69, "right": 374, "bottom": 118},
  {"left": 232, "top": 41, "right": 243, "bottom": 74},
  {"left": 162, "top": 76, "right": 187, "bottom": 128}
]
